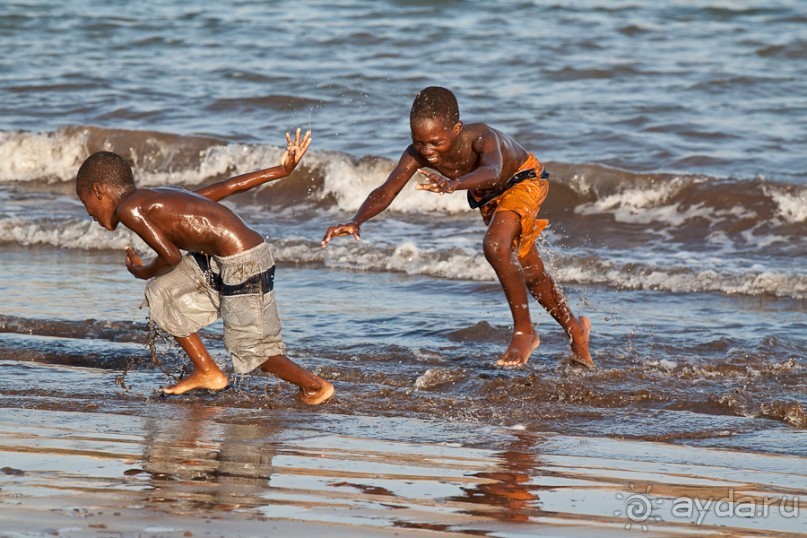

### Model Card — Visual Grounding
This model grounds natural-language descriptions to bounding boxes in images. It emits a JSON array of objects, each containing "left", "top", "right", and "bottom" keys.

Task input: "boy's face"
[
  {"left": 410, "top": 117, "right": 461, "bottom": 167},
  {"left": 79, "top": 183, "right": 120, "bottom": 231}
]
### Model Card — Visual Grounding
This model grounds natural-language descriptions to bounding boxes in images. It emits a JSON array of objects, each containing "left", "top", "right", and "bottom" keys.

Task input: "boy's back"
[{"left": 118, "top": 186, "right": 264, "bottom": 260}]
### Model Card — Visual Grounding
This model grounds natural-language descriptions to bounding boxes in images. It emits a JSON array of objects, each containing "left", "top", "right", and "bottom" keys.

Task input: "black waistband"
[
  {"left": 191, "top": 253, "right": 275, "bottom": 296},
  {"left": 467, "top": 168, "right": 549, "bottom": 209}
]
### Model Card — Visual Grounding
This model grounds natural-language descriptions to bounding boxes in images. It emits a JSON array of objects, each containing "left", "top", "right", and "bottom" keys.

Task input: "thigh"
[
  {"left": 145, "top": 256, "right": 220, "bottom": 337},
  {"left": 484, "top": 209, "right": 522, "bottom": 247}
]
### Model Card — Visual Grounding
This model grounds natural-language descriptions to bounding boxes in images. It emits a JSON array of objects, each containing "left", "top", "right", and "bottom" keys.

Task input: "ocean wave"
[
  {"left": 2, "top": 212, "right": 805, "bottom": 299},
  {"left": 556, "top": 257, "right": 807, "bottom": 300},
  {"left": 2, "top": 127, "right": 806, "bottom": 231},
  {"left": 0, "top": 216, "right": 147, "bottom": 251}
]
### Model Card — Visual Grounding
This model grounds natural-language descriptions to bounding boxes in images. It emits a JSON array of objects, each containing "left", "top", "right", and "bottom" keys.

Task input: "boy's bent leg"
[
  {"left": 259, "top": 354, "right": 334, "bottom": 405},
  {"left": 163, "top": 334, "right": 230, "bottom": 394},
  {"left": 484, "top": 210, "right": 541, "bottom": 367},
  {"left": 519, "top": 248, "right": 594, "bottom": 367}
]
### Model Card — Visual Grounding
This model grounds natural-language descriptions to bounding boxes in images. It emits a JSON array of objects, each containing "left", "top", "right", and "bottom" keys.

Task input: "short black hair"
[
  {"left": 410, "top": 86, "right": 460, "bottom": 125},
  {"left": 76, "top": 151, "right": 134, "bottom": 195}
]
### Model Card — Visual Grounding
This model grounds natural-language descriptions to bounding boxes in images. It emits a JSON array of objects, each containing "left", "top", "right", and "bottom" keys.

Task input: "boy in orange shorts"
[{"left": 322, "top": 87, "right": 593, "bottom": 367}]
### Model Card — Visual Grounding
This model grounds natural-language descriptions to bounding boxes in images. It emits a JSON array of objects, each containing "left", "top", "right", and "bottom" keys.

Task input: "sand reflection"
[{"left": 140, "top": 406, "right": 278, "bottom": 512}]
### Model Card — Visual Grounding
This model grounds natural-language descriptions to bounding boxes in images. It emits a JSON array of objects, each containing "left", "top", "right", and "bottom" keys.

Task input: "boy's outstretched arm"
[
  {"left": 321, "top": 147, "right": 421, "bottom": 247},
  {"left": 194, "top": 129, "right": 312, "bottom": 202}
]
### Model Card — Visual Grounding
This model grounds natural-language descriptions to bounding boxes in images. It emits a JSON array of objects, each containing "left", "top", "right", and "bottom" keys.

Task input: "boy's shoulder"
[
  {"left": 118, "top": 186, "right": 189, "bottom": 213},
  {"left": 463, "top": 122, "right": 506, "bottom": 144},
  {"left": 125, "top": 185, "right": 192, "bottom": 201},
  {"left": 463, "top": 122, "right": 492, "bottom": 136}
]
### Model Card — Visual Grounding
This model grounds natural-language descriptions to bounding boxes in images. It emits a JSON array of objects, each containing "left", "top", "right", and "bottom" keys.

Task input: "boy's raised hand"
[
  {"left": 321, "top": 221, "right": 361, "bottom": 247},
  {"left": 415, "top": 169, "right": 457, "bottom": 194},
  {"left": 280, "top": 128, "right": 312, "bottom": 174}
]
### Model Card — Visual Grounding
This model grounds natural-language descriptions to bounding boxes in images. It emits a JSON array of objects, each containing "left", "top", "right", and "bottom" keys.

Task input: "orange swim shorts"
[{"left": 473, "top": 153, "right": 549, "bottom": 258}]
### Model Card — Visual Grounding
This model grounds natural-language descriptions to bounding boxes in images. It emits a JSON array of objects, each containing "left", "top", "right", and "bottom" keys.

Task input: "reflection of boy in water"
[
  {"left": 449, "top": 432, "right": 541, "bottom": 523},
  {"left": 142, "top": 408, "right": 278, "bottom": 511},
  {"left": 322, "top": 87, "right": 593, "bottom": 367},
  {"left": 76, "top": 129, "right": 333, "bottom": 404}
]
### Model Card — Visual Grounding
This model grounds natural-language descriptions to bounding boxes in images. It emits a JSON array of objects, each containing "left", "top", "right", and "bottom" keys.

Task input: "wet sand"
[{"left": 1, "top": 401, "right": 804, "bottom": 537}]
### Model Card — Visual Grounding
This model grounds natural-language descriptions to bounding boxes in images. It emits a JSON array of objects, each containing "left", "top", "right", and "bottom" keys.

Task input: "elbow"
[
  {"left": 164, "top": 250, "right": 183, "bottom": 268},
  {"left": 486, "top": 165, "right": 503, "bottom": 182}
]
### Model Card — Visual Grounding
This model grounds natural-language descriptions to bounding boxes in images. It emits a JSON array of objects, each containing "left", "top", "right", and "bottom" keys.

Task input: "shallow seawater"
[
  {"left": 1, "top": 246, "right": 803, "bottom": 458},
  {"left": 0, "top": 405, "right": 804, "bottom": 537}
]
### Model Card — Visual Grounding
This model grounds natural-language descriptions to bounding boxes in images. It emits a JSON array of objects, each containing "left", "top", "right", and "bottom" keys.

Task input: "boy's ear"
[
  {"left": 453, "top": 121, "right": 463, "bottom": 135},
  {"left": 91, "top": 182, "right": 105, "bottom": 199}
]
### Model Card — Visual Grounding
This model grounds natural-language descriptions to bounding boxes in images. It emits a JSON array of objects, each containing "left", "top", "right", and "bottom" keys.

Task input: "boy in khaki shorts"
[{"left": 76, "top": 129, "right": 333, "bottom": 404}]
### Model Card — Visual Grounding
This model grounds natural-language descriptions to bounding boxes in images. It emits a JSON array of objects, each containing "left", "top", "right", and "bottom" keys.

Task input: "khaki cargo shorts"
[{"left": 144, "top": 242, "right": 285, "bottom": 374}]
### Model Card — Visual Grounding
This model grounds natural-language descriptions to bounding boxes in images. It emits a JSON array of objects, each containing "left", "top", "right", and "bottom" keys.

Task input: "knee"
[{"left": 483, "top": 235, "right": 511, "bottom": 262}]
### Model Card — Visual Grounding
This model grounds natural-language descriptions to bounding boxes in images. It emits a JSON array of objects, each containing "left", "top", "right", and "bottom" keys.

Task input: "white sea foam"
[
  {"left": 129, "top": 143, "right": 287, "bottom": 187},
  {"left": 573, "top": 178, "right": 694, "bottom": 225},
  {"left": 3, "top": 212, "right": 803, "bottom": 298},
  {"left": 555, "top": 261, "right": 807, "bottom": 300},
  {"left": 0, "top": 217, "right": 147, "bottom": 251},
  {"left": 0, "top": 130, "right": 88, "bottom": 183},
  {"left": 764, "top": 184, "right": 807, "bottom": 223},
  {"left": 317, "top": 151, "right": 473, "bottom": 215},
  {"left": 272, "top": 238, "right": 496, "bottom": 281},
  {"left": 0, "top": 128, "right": 476, "bottom": 215}
]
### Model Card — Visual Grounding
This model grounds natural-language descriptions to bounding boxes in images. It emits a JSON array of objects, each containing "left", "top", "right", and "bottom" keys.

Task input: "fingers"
[
  {"left": 286, "top": 128, "right": 311, "bottom": 148},
  {"left": 124, "top": 246, "right": 144, "bottom": 269},
  {"left": 416, "top": 169, "right": 455, "bottom": 194},
  {"left": 415, "top": 183, "right": 439, "bottom": 192},
  {"left": 298, "top": 129, "right": 312, "bottom": 157},
  {"left": 283, "top": 129, "right": 312, "bottom": 169},
  {"left": 321, "top": 227, "right": 337, "bottom": 248},
  {"left": 417, "top": 168, "right": 437, "bottom": 180},
  {"left": 416, "top": 169, "right": 437, "bottom": 191},
  {"left": 320, "top": 228, "right": 333, "bottom": 247},
  {"left": 320, "top": 225, "right": 359, "bottom": 248}
]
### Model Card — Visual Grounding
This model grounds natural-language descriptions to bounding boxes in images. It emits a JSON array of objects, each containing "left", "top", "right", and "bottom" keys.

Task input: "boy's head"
[
  {"left": 76, "top": 151, "right": 135, "bottom": 231},
  {"left": 409, "top": 86, "right": 462, "bottom": 167},
  {"left": 410, "top": 86, "right": 460, "bottom": 126}
]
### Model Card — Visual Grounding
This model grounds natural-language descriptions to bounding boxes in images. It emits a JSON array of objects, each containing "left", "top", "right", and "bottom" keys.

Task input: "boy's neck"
[{"left": 111, "top": 185, "right": 137, "bottom": 208}]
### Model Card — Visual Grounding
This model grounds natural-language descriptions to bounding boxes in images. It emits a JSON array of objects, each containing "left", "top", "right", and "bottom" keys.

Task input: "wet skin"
[{"left": 322, "top": 118, "right": 593, "bottom": 368}]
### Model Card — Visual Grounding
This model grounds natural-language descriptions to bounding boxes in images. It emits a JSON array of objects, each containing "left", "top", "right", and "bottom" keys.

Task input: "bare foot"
[
  {"left": 496, "top": 330, "right": 541, "bottom": 367},
  {"left": 569, "top": 316, "right": 594, "bottom": 368},
  {"left": 300, "top": 379, "right": 334, "bottom": 405},
  {"left": 162, "top": 370, "right": 229, "bottom": 395}
]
